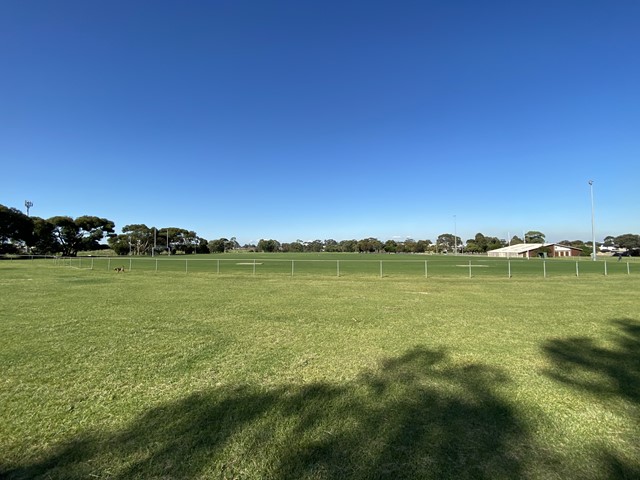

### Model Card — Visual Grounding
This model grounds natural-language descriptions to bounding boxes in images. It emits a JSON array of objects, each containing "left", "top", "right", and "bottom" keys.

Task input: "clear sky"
[{"left": 2, "top": 1, "right": 639, "bottom": 245}]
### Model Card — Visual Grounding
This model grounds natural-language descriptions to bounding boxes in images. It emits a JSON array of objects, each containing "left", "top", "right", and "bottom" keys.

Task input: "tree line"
[{"left": 2, "top": 203, "right": 639, "bottom": 256}]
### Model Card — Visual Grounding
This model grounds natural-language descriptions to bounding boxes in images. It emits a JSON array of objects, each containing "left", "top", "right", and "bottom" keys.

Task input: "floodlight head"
[{"left": 588, "top": 180, "right": 593, "bottom": 185}]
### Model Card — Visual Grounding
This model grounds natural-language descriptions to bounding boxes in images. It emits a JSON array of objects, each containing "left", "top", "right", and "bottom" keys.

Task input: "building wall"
[{"left": 551, "top": 245, "right": 581, "bottom": 257}]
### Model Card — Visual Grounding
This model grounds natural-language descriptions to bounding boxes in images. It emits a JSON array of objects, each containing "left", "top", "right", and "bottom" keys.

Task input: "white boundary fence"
[{"left": 27, "top": 255, "right": 637, "bottom": 279}]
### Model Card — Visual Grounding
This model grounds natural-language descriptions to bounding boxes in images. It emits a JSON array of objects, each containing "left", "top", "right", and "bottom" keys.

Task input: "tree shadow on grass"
[
  {"left": 4, "top": 347, "right": 529, "bottom": 480},
  {"left": 542, "top": 319, "right": 640, "bottom": 478}
]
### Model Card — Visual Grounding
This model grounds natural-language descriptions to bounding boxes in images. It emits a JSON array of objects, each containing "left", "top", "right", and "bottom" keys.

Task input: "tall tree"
[
  {"left": 208, "top": 238, "right": 227, "bottom": 254},
  {"left": 225, "top": 237, "right": 240, "bottom": 251},
  {"left": 0, "top": 205, "right": 33, "bottom": 253},
  {"left": 614, "top": 234, "right": 640, "bottom": 250},
  {"left": 383, "top": 240, "right": 398, "bottom": 253},
  {"left": 30, "top": 217, "right": 58, "bottom": 254},
  {"left": 357, "top": 238, "right": 383, "bottom": 253},
  {"left": 324, "top": 239, "right": 339, "bottom": 252},
  {"left": 399, "top": 238, "right": 416, "bottom": 253},
  {"left": 524, "top": 231, "right": 545, "bottom": 243},
  {"left": 107, "top": 234, "right": 130, "bottom": 255},
  {"left": 415, "top": 239, "right": 432, "bottom": 253},
  {"left": 339, "top": 239, "right": 357, "bottom": 252},
  {"left": 510, "top": 235, "right": 523, "bottom": 245},
  {"left": 122, "top": 224, "right": 154, "bottom": 255},
  {"left": 437, "top": 233, "right": 462, "bottom": 253},
  {"left": 48, "top": 215, "right": 115, "bottom": 256},
  {"left": 258, "top": 239, "right": 280, "bottom": 252},
  {"left": 305, "top": 240, "right": 324, "bottom": 252}
]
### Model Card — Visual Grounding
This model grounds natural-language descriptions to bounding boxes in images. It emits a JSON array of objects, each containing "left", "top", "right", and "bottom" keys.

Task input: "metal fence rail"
[{"left": 35, "top": 255, "right": 637, "bottom": 279}]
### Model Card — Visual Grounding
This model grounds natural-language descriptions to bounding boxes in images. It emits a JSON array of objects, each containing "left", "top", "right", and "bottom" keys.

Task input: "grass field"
[{"left": 1, "top": 255, "right": 639, "bottom": 479}]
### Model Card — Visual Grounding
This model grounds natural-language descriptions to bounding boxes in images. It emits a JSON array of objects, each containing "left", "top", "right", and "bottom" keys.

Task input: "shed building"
[{"left": 487, "top": 243, "right": 583, "bottom": 258}]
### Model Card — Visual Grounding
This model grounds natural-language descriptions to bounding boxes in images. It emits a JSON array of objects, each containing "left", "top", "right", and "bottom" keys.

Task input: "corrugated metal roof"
[
  {"left": 488, "top": 243, "right": 550, "bottom": 254},
  {"left": 488, "top": 243, "right": 582, "bottom": 254}
]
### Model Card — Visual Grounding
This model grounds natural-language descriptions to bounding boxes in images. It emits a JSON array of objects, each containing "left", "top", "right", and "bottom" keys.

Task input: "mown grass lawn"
[{"left": 1, "top": 258, "right": 639, "bottom": 479}]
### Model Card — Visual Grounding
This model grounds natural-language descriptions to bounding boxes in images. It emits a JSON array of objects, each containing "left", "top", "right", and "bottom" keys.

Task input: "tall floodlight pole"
[
  {"left": 25, "top": 200, "right": 33, "bottom": 216},
  {"left": 454, "top": 215, "right": 457, "bottom": 255},
  {"left": 589, "top": 180, "right": 596, "bottom": 261},
  {"left": 153, "top": 227, "right": 156, "bottom": 257}
]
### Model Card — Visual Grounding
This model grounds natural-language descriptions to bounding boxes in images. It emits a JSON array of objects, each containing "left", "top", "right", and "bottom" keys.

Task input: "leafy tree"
[
  {"left": 614, "top": 234, "right": 640, "bottom": 250},
  {"left": 48, "top": 215, "right": 115, "bottom": 256},
  {"left": 0, "top": 205, "right": 33, "bottom": 253},
  {"left": 258, "top": 239, "right": 281, "bottom": 252},
  {"left": 436, "top": 233, "right": 462, "bottom": 253},
  {"left": 486, "top": 237, "right": 505, "bottom": 251},
  {"left": 208, "top": 238, "right": 227, "bottom": 254},
  {"left": 154, "top": 227, "right": 198, "bottom": 254},
  {"left": 524, "top": 231, "right": 545, "bottom": 243},
  {"left": 510, "top": 235, "right": 523, "bottom": 245},
  {"left": 464, "top": 233, "right": 503, "bottom": 254},
  {"left": 473, "top": 233, "right": 488, "bottom": 252},
  {"left": 30, "top": 217, "right": 58, "bottom": 254},
  {"left": 195, "top": 237, "right": 209, "bottom": 254},
  {"left": 464, "top": 240, "right": 481, "bottom": 254},
  {"left": 107, "top": 234, "right": 130, "bottom": 255},
  {"left": 305, "top": 240, "right": 324, "bottom": 253},
  {"left": 281, "top": 242, "right": 303, "bottom": 253},
  {"left": 122, "top": 224, "right": 154, "bottom": 255},
  {"left": 324, "top": 239, "right": 339, "bottom": 252},
  {"left": 49, "top": 216, "right": 80, "bottom": 256},
  {"left": 357, "top": 238, "right": 383, "bottom": 253},
  {"left": 225, "top": 237, "right": 239, "bottom": 252},
  {"left": 383, "top": 240, "right": 398, "bottom": 253},
  {"left": 399, "top": 238, "right": 416, "bottom": 253},
  {"left": 415, "top": 239, "right": 432, "bottom": 253},
  {"left": 339, "top": 239, "right": 357, "bottom": 252},
  {"left": 176, "top": 229, "right": 198, "bottom": 254}
]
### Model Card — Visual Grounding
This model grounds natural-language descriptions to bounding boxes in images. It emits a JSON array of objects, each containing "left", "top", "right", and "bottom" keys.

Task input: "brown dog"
[{"left": 114, "top": 266, "right": 126, "bottom": 273}]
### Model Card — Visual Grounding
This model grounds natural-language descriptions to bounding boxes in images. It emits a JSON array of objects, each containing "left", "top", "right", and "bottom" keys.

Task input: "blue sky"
[{"left": 2, "top": 1, "right": 639, "bottom": 245}]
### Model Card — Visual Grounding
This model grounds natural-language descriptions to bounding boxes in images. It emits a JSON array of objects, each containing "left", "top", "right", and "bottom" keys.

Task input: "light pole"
[
  {"left": 24, "top": 200, "right": 33, "bottom": 216},
  {"left": 454, "top": 215, "right": 457, "bottom": 255},
  {"left": 589, "top": 180, "right": 596, "bottom": 261}
]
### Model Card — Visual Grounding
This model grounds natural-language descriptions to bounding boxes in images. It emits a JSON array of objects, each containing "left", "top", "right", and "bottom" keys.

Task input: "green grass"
[{"left": 1, "top": 257, "right": 639, "bottom": 479}]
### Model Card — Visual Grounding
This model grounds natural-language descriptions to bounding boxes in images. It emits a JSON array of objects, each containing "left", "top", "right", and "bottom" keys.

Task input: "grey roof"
[
  {"left": 488, "top": 243, "right": 582, "bottom": 254},
  {"left": 488, "top": 243, "right": 550, "bottom": 254}
]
